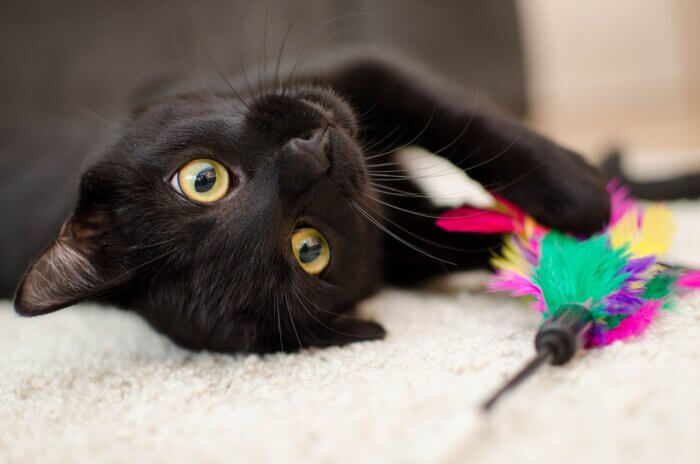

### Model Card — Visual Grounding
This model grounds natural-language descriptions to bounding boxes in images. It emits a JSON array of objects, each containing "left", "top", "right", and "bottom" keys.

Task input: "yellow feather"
[
  {"left": 609, "top": 210, "right": 638, "bottom": 251},
  {"left": 638, "top": 206, "right": 674, "bottom": 257},
  {"left": 609, "top": 205, "right": 674, "bottom": 258},
  {"left": 492, "top": 236, "right": 531, "bottom": 276}
]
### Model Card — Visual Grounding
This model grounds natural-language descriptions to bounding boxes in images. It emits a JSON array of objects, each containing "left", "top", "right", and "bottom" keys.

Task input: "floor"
[{"left": 2, "top": 197, "right": 699, "bottom": 463}]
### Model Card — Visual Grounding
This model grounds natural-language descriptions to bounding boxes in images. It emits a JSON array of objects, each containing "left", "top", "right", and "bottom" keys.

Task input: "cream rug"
[{"left": 2, "top": 200, "right": 699, "bottom": 464}]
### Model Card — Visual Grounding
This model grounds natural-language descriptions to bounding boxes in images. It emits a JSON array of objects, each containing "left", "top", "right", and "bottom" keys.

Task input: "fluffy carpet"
[{"left": 2, "top": 199, "right": 700, "bottom": 464}]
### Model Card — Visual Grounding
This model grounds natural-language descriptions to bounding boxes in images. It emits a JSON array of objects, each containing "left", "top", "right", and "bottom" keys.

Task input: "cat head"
[{"left": 14, "top": 86, "right": 385, "bottom": 352}]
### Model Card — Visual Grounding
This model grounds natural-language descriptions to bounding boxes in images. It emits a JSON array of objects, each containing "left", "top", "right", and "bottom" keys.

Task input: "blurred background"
[
  {"left": 521, "top": 0, "right": 700, "bottom": 176},
  {"left": 1, "top": 0, "right": 698, "bottom": 294}
]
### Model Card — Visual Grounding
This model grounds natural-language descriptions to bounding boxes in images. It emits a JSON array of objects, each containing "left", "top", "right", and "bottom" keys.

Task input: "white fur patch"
[{"left": 395, "top": 146, "right": 494, "bottom": 208}]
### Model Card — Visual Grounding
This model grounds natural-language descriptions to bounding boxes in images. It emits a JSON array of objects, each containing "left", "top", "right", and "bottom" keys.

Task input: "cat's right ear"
[{"left": 14, "top": 173, "right": 124, "bottom": 316}]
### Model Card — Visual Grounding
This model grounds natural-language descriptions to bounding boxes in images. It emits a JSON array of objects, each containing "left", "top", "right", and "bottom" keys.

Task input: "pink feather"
[
  {"left": 435, "top": 207, "right": 517, "bottom": 234},
  {"left": 678, "top": 271, "right": 700, "bottom": 289},
  {"left": 591, "top": 300, "right": 661, "bottom": 347},
  {"left": 488, "top": 272, "right": 546, "bottom": 312},
  {"left": 607, "top": 180, "right": 642, "bottom": 226},
  {"left": 491, "top": 195, "right": 527, "bottom": 224}
]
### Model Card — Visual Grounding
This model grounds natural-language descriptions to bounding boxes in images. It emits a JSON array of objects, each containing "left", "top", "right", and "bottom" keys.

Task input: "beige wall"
[{"left": 517, "top": 0, "right": 700, "bottom": 171}]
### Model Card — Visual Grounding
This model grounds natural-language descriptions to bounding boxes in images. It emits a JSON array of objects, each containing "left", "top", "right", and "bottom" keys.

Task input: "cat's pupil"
[
  {"left": 194, "top": 166, "right": 217, "bottom": 193},
  {"left": 299, "top": 238, "right": 322, "bottom": 263}
]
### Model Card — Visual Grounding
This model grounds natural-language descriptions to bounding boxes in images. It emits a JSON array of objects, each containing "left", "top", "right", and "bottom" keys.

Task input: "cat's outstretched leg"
[{"left": 318, "top": 52, "right": 610, "bottom": 236}]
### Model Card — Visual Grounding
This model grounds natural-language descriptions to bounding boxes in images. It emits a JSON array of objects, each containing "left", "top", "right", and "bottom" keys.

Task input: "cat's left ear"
[{"left": 14, "top": 207, "right": 122, "bottom": 316}]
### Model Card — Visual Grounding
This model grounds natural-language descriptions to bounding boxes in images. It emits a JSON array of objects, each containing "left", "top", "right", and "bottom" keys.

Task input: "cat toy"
[{"left": 436, "top": 182, "right": 700, "bottom": 411}]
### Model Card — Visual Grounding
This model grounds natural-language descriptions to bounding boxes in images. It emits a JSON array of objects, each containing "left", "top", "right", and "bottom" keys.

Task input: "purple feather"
[
  {"left": 604, "top": 289, "right": 645, "bottom": 315},
  {"left": 622, "top": 257, "right": 656, "bottom": 282},
  {"left": 514, "top": 236, "right": 539, "bottom": 267}
]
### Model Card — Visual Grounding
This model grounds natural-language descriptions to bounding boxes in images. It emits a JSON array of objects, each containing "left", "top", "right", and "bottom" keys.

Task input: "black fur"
[{"left": 13, "top": 51, "right": 610, "bottom": 353}]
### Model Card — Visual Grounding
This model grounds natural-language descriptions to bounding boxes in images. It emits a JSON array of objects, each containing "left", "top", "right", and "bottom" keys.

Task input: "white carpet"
[{"left": 2, "top": 201, "right": 699, "bottom": 464}]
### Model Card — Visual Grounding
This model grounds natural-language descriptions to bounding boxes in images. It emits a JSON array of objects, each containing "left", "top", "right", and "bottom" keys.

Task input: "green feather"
[
  {"left": 534, "top": 232, "right": 631, "bottom": 318},
  {"left": 643, "top": 271, "right": 679, "bottom": 301}
]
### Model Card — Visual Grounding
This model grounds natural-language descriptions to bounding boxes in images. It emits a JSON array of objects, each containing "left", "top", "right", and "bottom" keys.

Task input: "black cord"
[{"left": 482, "top": 348, "right": 553, "bottom": 412}]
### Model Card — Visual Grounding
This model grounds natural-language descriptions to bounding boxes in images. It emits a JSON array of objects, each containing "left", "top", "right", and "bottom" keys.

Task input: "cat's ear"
[{"left": 14, "top": 208, "right": 121, "bottom": 316}]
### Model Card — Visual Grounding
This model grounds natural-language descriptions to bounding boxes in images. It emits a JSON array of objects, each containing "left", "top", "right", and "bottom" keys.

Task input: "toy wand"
[
  {"left": 482, "top": 304, "right": 593, "bottom": 411},
  {"left": 435, "top": 182, "right": 700, "bottom": 412}
]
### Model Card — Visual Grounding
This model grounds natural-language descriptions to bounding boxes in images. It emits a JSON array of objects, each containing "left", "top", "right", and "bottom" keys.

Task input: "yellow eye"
[
  {"left": 291, "top": 228, "right": 331, "bottom": 275},
  {"left": 171, "top": 159, "right": 229, "bottom": 203}
]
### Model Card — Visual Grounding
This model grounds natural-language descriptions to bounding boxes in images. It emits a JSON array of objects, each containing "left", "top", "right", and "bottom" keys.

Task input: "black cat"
[{"left": 12, "top": 51, "right": 610, "bottom": 353}]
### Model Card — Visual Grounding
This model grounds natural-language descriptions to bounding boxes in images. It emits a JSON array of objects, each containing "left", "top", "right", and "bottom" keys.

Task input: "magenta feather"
[
  {"left": 435, "top": 207, "right": 516, "bottom": 234},
  {"left": 590, "top": 300, "right": 661, "bottom": 347},
  {"left": 678, "top": 270, "right": 700, "bottom": 289},
  {"left": 608, "top": 180, "right": 640, "bottom": 225},
  {"left": 487, "top": 272, "right": 547, "bottom": 312}
]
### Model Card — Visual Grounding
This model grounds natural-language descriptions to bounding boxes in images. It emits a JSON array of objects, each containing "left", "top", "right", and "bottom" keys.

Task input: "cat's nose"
[
  {"left": 286, "top": 128, "right": 329, "bottom": 165},
  {"left": 279, "top": 128, "right": 331, "bottom": 196}
]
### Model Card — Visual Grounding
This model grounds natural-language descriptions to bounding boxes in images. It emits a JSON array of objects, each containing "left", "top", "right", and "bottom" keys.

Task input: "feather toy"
[{"left": 436, "top": 182, "right": 700, "bottom": 410}]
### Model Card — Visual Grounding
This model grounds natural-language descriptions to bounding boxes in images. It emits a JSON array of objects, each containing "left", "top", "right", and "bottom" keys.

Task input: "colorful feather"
[
  {"left": 435, "top": 207, "right": 516, "bottom": 234},
  {"left": 678, "top": 270, "right": 700, "bottom": 290},
  {"left": 437, "top": 182, "right": 699, "bottom": 347}
]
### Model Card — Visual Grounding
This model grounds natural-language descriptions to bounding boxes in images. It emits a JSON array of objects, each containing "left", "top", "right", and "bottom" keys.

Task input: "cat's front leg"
[{"left": 321, "top": 52, "right": 610, "bottom": 235}]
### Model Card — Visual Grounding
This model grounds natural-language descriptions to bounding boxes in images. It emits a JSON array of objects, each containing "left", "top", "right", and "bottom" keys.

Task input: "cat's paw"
[{"left": 500, "top": 146, "right": 610, "bottom": 236}]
